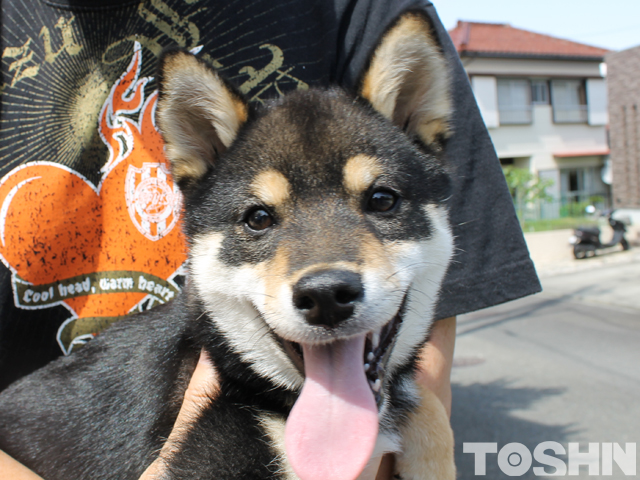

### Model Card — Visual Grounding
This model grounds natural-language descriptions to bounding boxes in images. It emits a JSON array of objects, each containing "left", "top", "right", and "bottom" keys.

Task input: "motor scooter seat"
[{"left": 578, "top": 226, "right": 600, "bottom": 236}]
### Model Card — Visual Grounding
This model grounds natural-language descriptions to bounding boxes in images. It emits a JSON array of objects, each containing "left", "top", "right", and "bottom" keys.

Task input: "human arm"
[{"left": 415, "top": 316, "right": 456, "bottom": 417}]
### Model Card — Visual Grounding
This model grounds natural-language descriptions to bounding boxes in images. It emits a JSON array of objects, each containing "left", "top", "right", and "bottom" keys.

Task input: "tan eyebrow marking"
[
  {"left": 343, "top": 154, "right": 383, "bottom": 195},
  {"left": 250, "top": 170, "right": 291, "bottom": 206}
]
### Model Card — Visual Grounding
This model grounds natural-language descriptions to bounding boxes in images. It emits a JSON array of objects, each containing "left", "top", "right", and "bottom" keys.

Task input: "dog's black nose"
[{"left": 292, "top": 270, "right": 363, "bottom": 328}]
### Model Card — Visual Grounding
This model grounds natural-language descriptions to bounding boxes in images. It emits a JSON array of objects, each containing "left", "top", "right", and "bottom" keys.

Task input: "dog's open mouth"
[
  {"left": 279, "top": 294, "right": 406, "bottom": 406},
  {"left": 282, "top": 294, "right": 407, "bottom": 480}
]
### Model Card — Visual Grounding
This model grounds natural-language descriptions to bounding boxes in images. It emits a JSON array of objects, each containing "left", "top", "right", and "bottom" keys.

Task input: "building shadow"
[{"left": 451, "top": 379, "right": 577, "bottom": 479}]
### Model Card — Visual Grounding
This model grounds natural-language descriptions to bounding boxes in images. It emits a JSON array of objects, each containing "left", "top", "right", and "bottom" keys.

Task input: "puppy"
[{"left": 0, "top": 12, "right": 456, "bottom": 480}]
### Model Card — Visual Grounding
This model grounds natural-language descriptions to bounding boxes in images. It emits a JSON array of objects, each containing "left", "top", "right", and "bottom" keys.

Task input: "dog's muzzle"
[{"left": 279, "top": 291, "right": 407, "bottom": 406}]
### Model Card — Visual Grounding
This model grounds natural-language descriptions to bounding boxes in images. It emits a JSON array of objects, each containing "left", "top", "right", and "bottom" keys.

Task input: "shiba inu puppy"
[{"left": 0, "top": 12, "right": 456, "bottom": 480}]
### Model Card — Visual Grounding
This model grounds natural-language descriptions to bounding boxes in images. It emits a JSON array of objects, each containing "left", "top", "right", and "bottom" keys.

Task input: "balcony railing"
[
  {"left": 498, "top": 105, "right": 533, "bottom": 125},
  {"left": 553, "top": 105, "right": 588, "bottom": 123}
]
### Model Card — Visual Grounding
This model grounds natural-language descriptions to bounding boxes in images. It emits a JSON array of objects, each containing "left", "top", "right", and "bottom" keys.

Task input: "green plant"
[
  {"left": 521, "top": 217, "right": 598, "bottom": 232},
  {"left": 502, "top": 167, "right": 554, "bottom": 225},
  {"left": 503, "top": 167, "right": 554, "bottom": 203},
  {"left": 560, "top": 200, "right": 591, "bottom": 218}
]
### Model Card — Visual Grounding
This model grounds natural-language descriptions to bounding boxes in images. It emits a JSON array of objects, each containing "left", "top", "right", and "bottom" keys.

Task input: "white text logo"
[{"left": 463, "top": 442, "right": 636, "bottom": 476}]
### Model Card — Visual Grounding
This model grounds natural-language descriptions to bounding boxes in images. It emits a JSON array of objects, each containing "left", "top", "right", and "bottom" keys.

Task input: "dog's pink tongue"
[{"left": 285, "top": 335, "right": 378, "bottom": 480}]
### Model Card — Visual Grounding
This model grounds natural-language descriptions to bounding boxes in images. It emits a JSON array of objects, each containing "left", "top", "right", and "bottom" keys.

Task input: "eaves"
[{"left": 459, "top": 51, "right": 606, "bottom": 62}]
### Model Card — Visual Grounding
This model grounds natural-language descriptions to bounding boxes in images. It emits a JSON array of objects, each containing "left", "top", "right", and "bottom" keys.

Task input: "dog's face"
[{"left": 157, "top": 12, "right": 453, "bottom": 479}]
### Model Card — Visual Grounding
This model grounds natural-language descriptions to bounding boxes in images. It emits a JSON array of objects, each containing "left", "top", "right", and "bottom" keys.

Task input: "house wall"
[
  {"left": 487, "top": 104, "right": 608, "bottom": 174},
  {"left": 607, "top": 45, "right": 640, "bottom": 209},
  {"left": 462, "top": 57, "right": 604, "bottom": 78}
]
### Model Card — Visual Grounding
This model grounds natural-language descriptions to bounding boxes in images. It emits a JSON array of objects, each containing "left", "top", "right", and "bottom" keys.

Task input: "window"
[
  {"left": 560, "top": 167, "right": 608, "bottom": 203},
  {"left": 568, "top": 169, "right": 582, "bottom": 193},
  {"left": 561, "top": 168, "right": 585, "bottom": 202},
  {"left": 551, "top": 80, "right": 588, "bottom": 123},
  {"left": 497, "top": 79, "right": 532, "bottom": 124},
  {"left": 531, "top": 80, "right": 549, "bottom": 105}
]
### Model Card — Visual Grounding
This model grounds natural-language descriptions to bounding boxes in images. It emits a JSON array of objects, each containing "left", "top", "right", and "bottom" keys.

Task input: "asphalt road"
[{"left": 450, "top": 257, "right": 640, "bottom": 479}]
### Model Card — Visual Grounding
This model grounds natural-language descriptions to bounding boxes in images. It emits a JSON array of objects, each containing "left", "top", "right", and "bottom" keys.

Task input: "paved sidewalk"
[
  {"left": 539, "top": 256, "right": 640, "bottom": 312},
  {"left": 535, "top": 247, "right": 640, "bottom": 278},
  {"left": 524, "top": 228, "right": 640, "bottom": 278}
]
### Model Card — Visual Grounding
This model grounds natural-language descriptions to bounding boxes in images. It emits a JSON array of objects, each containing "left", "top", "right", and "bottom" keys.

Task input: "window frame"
[
  {"left": 531, "top": 79, "right": 550, "bottom": 105},
  {"left": 550, "top": 79, "right": 589, "bottom": 124}
]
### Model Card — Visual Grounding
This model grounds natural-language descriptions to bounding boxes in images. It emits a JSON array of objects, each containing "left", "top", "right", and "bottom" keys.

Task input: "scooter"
[{"left": 569, "top": 207, "right": 630, "bottom": 259}]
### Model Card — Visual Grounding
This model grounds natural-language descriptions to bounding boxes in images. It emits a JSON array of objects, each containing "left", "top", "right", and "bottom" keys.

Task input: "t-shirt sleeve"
[{"left": 332, "top": 0, "right": 542, "bottom": 319}]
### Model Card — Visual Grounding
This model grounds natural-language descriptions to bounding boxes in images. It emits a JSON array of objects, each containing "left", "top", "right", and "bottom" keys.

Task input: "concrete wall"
[
  {"left": 462, "top": 57, "right": 604, "bottom": 78},
  {"left": 607, "top": 45, "right": 640, "bottom": 209},
  {"left": 487, "top": 105, "right": 608, "bottom": 175},
  {"left": 524, "top": 229, "right": 574, "bottom": 268}
]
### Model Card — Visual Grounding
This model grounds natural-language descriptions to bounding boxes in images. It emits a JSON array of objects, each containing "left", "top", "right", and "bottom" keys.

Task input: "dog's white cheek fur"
[
  {"left": 386, "top": 205, "right": 454, "bottom": 377},
  {"left": 258, "top": 414, "right": 299, "bottom": 479},
  {"left": 191, "top": 232, "right": 304, "bottom": 390},
  {"left": 362, "top": 207, "right": 452, "bottom": 476}
]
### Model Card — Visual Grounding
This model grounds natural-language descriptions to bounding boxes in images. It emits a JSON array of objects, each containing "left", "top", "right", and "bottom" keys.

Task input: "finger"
[
  {"left": 140, "top": 349, "right": 220, "bottom": 479},
  {"left": 178, "top": 350, "right": 220, "bottom": 421},
  {"left": 0, "top": 450, "right": 44, "bottom": 480},
  {"left": 375, "top": 454, "right": 395, "bottom": 480}
]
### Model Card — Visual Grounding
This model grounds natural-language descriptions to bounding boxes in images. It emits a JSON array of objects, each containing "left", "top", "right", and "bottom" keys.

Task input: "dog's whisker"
[
  {"left": 236, "top": 314, "right": 267, "bottom": 337},
  {"left": 238, "top": 291, "right": 275, "bottom": 299},
  {"left": 386, "top": 261, "right": 450, "bottom": 280}
]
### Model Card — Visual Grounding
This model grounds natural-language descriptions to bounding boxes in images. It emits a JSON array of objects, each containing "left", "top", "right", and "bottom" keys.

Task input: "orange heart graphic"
[{"left": 0, "top": 44, "right": 188, "bottom": 352}]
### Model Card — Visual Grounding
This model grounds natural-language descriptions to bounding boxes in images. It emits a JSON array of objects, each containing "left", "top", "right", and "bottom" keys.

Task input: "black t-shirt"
[{"left": 0, "top": 0, "right": 540, "bottom": 390}]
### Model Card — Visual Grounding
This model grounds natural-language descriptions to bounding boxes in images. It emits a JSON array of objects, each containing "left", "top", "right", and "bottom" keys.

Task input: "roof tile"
[{"left": 449, "top": 21, "right": 610, "bottom": 58}]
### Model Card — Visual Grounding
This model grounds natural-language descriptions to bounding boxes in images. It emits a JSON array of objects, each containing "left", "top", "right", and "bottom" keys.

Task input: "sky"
[{"left": 430, "top": 0, "right": 640, "bottom": 52}]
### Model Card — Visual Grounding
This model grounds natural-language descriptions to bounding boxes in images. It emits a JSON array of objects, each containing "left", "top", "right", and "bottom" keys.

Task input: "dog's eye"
[
  {"left": 367, "top": 190, "right": 398, "bottom": 213},
  {"left": 245, "top": 208, "right": 274, "bottom": 231}
]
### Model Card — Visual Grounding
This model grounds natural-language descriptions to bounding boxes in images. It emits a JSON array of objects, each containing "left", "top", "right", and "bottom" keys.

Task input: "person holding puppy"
[{"left": 0, "top": 0, "right": 539, "bottom": 478}]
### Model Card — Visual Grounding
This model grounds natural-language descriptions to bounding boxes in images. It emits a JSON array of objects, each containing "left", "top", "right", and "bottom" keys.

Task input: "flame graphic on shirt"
[{"left": 0, "top": 42, "right": 188, "bottom": 354}]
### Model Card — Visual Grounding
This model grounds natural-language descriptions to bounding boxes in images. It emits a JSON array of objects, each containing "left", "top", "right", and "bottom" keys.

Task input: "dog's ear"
[
  {"left": 156, "top": 49, "right": 249, "bottom": 188},
  {"left": 360, "top": 12, "right": 452, "bottom": 148}
]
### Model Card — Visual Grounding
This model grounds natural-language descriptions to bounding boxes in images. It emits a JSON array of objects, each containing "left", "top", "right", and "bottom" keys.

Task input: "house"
[{"left": 449, "top": 21, "right": 611, "bottom": 216}]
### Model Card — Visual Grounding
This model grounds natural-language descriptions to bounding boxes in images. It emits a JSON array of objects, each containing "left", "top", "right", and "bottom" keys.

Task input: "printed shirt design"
[
  {"left": 0, "top": 44, "right": 187, "bottom": 354},
  {"left": 0, "top": 1, "right": 314, "bottom": 359}
]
